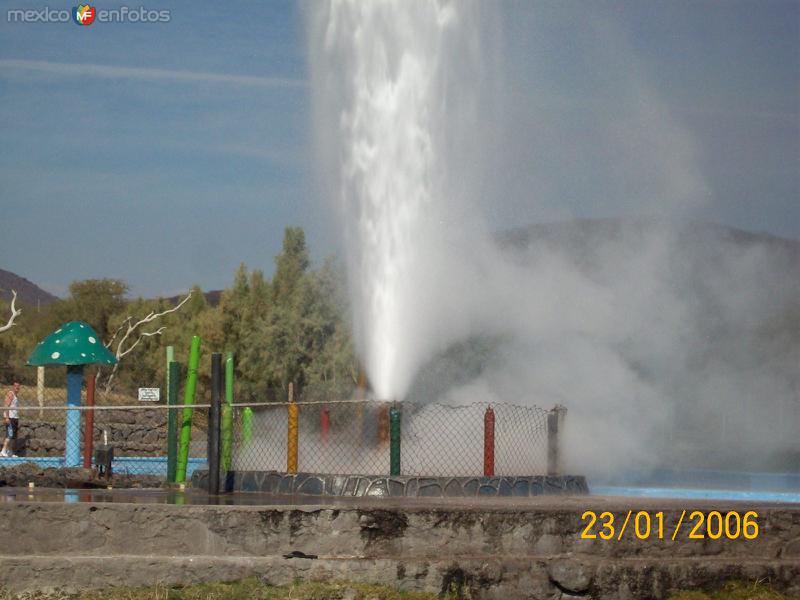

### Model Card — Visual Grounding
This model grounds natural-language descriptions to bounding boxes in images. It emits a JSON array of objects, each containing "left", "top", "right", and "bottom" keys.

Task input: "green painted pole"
[
  {"left": 241, "top": 407, "right": 253, "bottom": 447},
  {"left": 225, "top": 352, "right": 234, "bottom": 405},
  {"left": 389, "top": 406, "right": 401, "bottom": 476},
  {"left": 221, "top": 352, "right": 234, "bottom": 470},
  {"left": 166, "top": 346, "right": 174, "bottom": 392},
  {"left": 166, "top": 361, "right": 180, "bottom": 483},
  {"left": 176, "top": 336, "right": 201, "bottom": 483}
]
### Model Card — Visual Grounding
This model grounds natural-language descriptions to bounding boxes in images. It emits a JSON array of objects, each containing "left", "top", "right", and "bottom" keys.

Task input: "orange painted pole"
[
  {"left": 483, "top": 406, "right": 495, "bottom": 477},
  {"left": 287, "top": 383, "right": 298, "bottom": 473},
  {"left": 83, "top": 374, "right": 95, "bottom": 469},
  {"left": 377, "top": 404, "right": 389, "bottom": 446}
]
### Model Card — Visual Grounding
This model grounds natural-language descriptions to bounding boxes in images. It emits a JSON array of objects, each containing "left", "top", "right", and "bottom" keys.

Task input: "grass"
[
  {"left": 0, "top": 579, "right": 443, "bottom": 600},
  {"left": 669, "top": 580, "right": 799, "bottom": 600}
]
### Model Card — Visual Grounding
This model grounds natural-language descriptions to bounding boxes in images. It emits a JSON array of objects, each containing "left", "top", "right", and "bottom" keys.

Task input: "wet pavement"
[{"left": 1, "top": 487, "right": 798, "bottom": 510}]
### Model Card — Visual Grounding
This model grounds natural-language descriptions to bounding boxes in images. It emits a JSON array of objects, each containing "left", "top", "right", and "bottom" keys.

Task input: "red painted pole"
[
  {"left": 83, "top": 374, "right": 95, "bottom": 469},
  {"left": 320, "top": 407, "right": 330, "bottom": 446},
  {"left": 483, "top": 406, "right": 495, "bottom": 477}
]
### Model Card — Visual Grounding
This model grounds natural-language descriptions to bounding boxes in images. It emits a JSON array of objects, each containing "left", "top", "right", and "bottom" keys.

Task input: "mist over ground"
[{"left": 407, "top": 218, "right": 800, "bottom": 477}]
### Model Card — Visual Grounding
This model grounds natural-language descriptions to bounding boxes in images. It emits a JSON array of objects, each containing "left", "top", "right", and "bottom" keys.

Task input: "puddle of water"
[
  {"left": 592, "top": 485, "right": 800, "bottom": 503},
  {"left": 0, "top": 487, "right": 585, "bottom": 508},
  {"left": 3, "top": 486, "right": 797, "bottom": 507}
]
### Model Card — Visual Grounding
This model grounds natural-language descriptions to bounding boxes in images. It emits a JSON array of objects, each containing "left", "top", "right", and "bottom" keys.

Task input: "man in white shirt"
[{"left": 2, "top": 381, "right": 20, "bottom": 457}]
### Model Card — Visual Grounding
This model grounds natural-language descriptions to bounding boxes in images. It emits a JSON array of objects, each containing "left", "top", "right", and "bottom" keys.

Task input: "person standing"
[{"left": 2, "top": 381, "right": 20, "bottom": 457}]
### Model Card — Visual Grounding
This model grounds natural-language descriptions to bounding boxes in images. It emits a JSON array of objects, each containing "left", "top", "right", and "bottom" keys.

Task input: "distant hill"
[
  {"left": 0, "top": 269, "right": 223, "bottom": 309},
  {"left": 0, "top": 269, "right": 59, "bottom": 307},
  {"left": 4, "top": 219, "right": 797, "bottom": 311},
  {"left": 497, "top": 217, "right": 800, "bottom": 262},
  {"left": 497, "top": 217, "right": 800, "bottom": 268}
]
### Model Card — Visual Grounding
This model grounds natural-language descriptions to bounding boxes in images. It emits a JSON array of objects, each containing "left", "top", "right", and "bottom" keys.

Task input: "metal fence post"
[
  {"left": 208, "top": 353, "right": 222, "bottom": 494},
  {"left": 389, "top": 406, "right": 401, "bottom": 476},
  {"left": 241, "top": 407, "right": 253, "bottom": 447},
  {"left": 320, "top": 407, "right": 330, "bottom": 446},
  {"left": 483, "top": 406, "right": 495, "bottom": 477},
  {"left": 287, "top": 383, "right": 298, "bottom": 474},
  {"left": 37, "top": 366, "right": 45, "bottom": 419},
  {"left": 83, "top": 374, "right": 95, "bottom": 469},
  {"left": 166, "top": 361, "right": 179, "bottom": 483},
  {"left": 547, "top": 405, "right": 566, "bottom": 476},
  {"left": 176, "top": 335, "right": 201, "bottom": 483},
  {"left": 221, "top": 352, "right": 234, "bottom": 471}
]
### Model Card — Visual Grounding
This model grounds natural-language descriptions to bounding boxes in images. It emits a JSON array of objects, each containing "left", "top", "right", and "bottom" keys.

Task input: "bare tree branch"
[
  {"left": 117, "top": 326, "right": 166, "bottom": 359},
  {"left": 0, "top": 291, "right": 22, "bottom": 334},
  {"left": 104, "top": 317, "right": 132, "bottom": 349},
  {"left": 100, "top": 292, "right": 192, "bottom": 395}
]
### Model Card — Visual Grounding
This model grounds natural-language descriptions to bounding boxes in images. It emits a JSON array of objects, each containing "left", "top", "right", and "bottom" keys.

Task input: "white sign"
[{"left": 138, "top": 387, "right": 160, "bottom": 402}]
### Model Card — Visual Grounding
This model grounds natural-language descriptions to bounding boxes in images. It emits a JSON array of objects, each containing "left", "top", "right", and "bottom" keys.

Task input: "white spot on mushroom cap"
[
  {"left": 88, "top": 336, "right": 96, "bottom": 344},
  {"left": 51, "top": 352, "right": 60, "bottom": 360},
  {"left": 80, "top": 353, "right": 86, "bottom": 358}
]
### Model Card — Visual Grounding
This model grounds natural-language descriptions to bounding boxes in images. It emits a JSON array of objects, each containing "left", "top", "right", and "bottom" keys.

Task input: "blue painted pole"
[{"left": 65, "top": 365, "right": 84, "bottom": 467}]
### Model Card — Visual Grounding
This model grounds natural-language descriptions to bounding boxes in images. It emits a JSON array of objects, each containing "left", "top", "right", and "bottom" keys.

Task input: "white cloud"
[{"left": 0, "top": 59, "right": 306, "bottom": 89}]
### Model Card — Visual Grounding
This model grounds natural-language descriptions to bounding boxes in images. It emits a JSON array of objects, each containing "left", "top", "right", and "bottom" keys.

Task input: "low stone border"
[{"left": 191, "top": 470, "right": 589, "bottom": 497}]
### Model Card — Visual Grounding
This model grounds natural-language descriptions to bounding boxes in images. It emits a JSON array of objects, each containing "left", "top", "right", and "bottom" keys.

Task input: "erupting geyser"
[{"left": 307, "top": 0, "right": 491, "bottom": 400}]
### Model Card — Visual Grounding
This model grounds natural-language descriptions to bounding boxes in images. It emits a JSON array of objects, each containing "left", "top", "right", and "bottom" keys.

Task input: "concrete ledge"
[
  {"left": 191, "top": 470, "right": 589, "bottom": 497},
  {"left": 1, "top": 500, "right": 799, "bottom": 597},
  {"left": 0, "top": 555, "right": 797, "bottom": 597}
]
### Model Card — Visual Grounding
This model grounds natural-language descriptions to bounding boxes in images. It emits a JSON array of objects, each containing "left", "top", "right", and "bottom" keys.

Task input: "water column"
[{"left": 307, "top": 0, "right": 484, "bottom": 401}]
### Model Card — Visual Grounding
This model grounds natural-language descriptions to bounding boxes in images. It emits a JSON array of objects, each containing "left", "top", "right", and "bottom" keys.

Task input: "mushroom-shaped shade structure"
[
  {"left": 27, "top": 321, "right": 117, "bottom": 366},
  {"left": 27, "top": 321, "right": 117, "bottom": 468}
]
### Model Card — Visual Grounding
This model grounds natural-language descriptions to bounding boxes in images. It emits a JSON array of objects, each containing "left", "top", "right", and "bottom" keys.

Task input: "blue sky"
[{"left": 0, "top": 1, "right": 797, "bottom": 298}]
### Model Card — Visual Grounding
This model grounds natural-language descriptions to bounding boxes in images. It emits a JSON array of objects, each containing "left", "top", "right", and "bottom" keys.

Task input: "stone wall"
[
  {"left": 16, "top": 410, "right": 171, "bottom": 456},
  {"left": 0, "top": 497, "right": 797, "bottom": 598}
]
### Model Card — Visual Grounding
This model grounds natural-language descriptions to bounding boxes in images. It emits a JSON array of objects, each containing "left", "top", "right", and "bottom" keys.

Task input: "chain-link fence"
[
  {"left": 0, "top": 374, "right": 559, "bottom": 482},
  {"left": 0, "top": 381, "right": 207, "bottom": 477},
  {"left": 230, "top": 400, "right": 554, "bottom": 477}
]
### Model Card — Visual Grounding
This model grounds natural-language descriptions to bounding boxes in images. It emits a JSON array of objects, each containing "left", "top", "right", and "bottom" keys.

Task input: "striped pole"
[
  {"left": 389, "top": 406, "right": 401, "bottom": 476},
  {"left": 483, "top": 406, "right": 495, "bottom": 477}
]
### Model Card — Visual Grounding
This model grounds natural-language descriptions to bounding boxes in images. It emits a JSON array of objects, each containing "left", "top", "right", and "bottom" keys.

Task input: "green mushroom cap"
[{"left": 27, "top": 321, "right": 118, "bottom": 366}]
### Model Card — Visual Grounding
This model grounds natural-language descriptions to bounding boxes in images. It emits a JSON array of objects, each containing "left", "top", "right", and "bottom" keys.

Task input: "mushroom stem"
[{"left": 65, "top": 365, "right": 84, "bottom": 467}]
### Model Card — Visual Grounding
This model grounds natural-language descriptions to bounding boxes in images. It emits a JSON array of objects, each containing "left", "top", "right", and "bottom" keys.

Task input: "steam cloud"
[{"left": 307, "top": 2, "right": 799, "bottom": 478}]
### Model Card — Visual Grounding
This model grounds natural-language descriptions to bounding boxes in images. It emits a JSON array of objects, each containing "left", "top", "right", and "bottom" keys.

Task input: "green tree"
[
  {"left": 272, "top": 227, "right": 309, "bottom": 304},
  {"left": 61, "top": 279, "right": 128, "bottom": 342}
]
